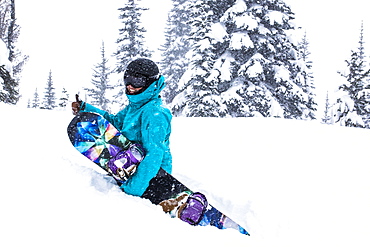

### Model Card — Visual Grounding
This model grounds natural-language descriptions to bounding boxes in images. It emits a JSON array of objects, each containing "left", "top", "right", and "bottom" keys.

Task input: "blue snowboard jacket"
[{"left": 81, "top": 76, "right": 173, "bottom": 196}]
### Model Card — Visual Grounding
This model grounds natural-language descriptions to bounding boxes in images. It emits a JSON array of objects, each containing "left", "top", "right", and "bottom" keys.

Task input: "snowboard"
[{"left": 67, "top": 112, "right": 249, "bottom": 236}]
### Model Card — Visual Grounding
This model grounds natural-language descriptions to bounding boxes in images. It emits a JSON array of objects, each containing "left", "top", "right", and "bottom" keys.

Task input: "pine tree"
[
  {"left": 6, "top": 0, "right": 16, "bottom": 62},
  {"left": 322, "top": 91, "right": 332, "bottom": 124},
  {"left": 296, "top": 31, "right": 316, "bottom": 119},
  {"left": 114, "top": 0, "right": 151, "bottom": 74},
  {"left": 0, "top": 64, "right": 18, "bottom": 104},
  {"left": 0, "top": 0, "right": 28, "bottom": 104},
  {"left": 32, "top": 88, "right": 40, "bottom": 109},
  {"left": 59, "top": 87, "right": 69, "bottom": 108},
  {"left": 42, "top": 70, "right": 57, "bottom": 110},
  {"left": 84, "top": 42, "right": 112, "bottom": 111},
  {"left": 160, "top": 0, "right": 194, "bottom": 104},
  {"left": 332, "top": 22, "right": 370, "bottom": 128},
  {"left": 113, "top": 0, "right": 152, "bottom": 109},
  {"left": 171, "top": 0, "right": 317, "bottom": 118},
  {"left": 172, "top": 0, "right": 228, "bottom": 117}
]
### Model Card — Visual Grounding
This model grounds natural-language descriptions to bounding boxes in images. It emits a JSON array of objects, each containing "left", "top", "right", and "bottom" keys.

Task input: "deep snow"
[{"left": 1, "top": 103, "right": 370, "bottom": 247}]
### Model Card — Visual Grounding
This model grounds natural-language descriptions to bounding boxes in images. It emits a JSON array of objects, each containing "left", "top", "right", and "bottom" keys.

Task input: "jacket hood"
[{"left": 126, "top": 75, "right": 166, "bottom": 105}]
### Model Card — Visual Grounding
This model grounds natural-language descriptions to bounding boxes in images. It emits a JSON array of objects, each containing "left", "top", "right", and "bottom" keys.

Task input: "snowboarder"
[
  {"left": 72, "top": 58, "right": 174, "bottom": 198},
  {"left": 69, "top": 59, "right": 249, "bottom": 235}
]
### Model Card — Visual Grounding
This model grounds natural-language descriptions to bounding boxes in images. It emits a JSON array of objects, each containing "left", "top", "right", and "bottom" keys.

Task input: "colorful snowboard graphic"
[{"left": 67, "top": 112, "right": 249, "bottom": 236}]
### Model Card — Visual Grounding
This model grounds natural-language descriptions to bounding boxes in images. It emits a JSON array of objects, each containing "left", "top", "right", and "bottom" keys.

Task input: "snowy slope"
[{"left": 1, "top": 103, "right": 370, "bottom": 247}]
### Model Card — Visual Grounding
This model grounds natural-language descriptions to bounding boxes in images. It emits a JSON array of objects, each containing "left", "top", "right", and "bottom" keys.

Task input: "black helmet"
[
  {"left": 126, "top": 58, "right": 159, "bottom": 78},
  {"left": 124, "top": 58, "right": 159, "bottom": 87}
]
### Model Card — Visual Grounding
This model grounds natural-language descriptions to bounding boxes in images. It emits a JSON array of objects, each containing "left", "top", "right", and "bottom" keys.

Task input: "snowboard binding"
[
  {"left": 178, "top": 192, "right": 208, "bottom": 225},
  {"left": 107, "top": 143, "right": 145, "bottom": 182}
]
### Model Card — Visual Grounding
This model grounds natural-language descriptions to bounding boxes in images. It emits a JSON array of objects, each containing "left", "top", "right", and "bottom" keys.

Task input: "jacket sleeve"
[
  {"left": 81, "top": 102, "right": 123, "bottom": 129},
  {"left": 120, "top": 107, "right": 172, "bottom": 197}
]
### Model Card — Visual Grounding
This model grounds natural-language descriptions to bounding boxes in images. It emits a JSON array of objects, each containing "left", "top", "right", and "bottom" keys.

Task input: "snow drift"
[{"left": 1, "top": 103, "right": 369, "bottom": 247}]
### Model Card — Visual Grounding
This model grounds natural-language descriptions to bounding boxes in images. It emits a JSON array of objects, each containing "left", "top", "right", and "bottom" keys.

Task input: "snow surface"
[{"left": 1, "top": 103, "right": 370, "bottom": 247}]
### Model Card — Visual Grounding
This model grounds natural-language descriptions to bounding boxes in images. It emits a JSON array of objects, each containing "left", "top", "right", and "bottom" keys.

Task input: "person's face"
[{"left": 126, "top": 84, "right": 143, "bottom": 95}]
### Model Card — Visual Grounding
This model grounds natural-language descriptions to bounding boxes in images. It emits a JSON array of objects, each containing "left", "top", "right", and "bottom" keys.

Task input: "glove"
[{"left": 71, "top": 94, "right": 84, "bottom": 115}]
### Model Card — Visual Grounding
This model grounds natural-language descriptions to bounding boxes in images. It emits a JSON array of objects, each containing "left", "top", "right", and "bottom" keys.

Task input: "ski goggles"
[{"left": 124, "top": 72, "right": 159, "bottom": 88}]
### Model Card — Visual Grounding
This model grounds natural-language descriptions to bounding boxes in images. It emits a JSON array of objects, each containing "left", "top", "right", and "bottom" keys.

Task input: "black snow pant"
[{"left": 141, "top": 168, "right": 189, "bottom": 205}]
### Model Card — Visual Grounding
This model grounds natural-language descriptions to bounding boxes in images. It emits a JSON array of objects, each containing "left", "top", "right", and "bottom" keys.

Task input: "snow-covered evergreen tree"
[
  {"left": 84, "top": 42, "right": 112, "bottom": 112},
  {"left": 0, "top": 0, "right": 28, "bottom": 104},
  {"left": 113, "top": 0, "right": 151, "bottom": 109},
  {"left": 0, "top": 38, "right": 18, "bottom": 104},
  {"left": 171, "top": 0, "right": 317, "bottom": 118},
  {"left": 32, "top": 88, "right": 40, "bottom": 109},
  {"left": 114, "top": 0, "right": 151, "bottom": 74},
  {"left": 160, "top": 0, "right": 194, "bottom": 104},
  {"left": 172, "top": 0, "right": 229, "bottom": 117},
  {"left": 42, "top": 70, "right": 57, "bottom": 110},
  {"left": 59, "top": 87, "right": 69, "bottom": 108},
  {"left": 322, "top": 91, "right": 332, "bottom": 124},
  {"left": 331, "top": 23, "right": 370, "bottom": 128},
  {"left": 296, "top": 31, "right": 316, "bottom": 119},
  {"left": 0, "top": 64, "right": 18, "bottom": 104}
]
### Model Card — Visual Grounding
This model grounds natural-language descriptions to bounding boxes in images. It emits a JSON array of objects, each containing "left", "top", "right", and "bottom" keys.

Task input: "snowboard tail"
[
  {"left": 67, "top": 112, "right": 249, "bottom": 236},
  {"left": 142, "top": 168, "right": 249, "bottom": 235}
]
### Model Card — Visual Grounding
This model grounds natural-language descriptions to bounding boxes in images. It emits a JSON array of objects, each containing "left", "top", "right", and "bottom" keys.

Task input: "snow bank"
[{"left": 1, "top": 103, "right": 370, "bottom": 247}]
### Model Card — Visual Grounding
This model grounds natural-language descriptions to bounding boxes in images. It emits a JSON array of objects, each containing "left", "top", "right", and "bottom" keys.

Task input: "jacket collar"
[{"left": 126, "top": 75, "right": 165, "bottom": 106}]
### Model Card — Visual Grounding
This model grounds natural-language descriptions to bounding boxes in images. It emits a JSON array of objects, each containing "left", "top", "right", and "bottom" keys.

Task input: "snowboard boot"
[{"left": 159, "top": 191, "right": 191, "bottom": 213}]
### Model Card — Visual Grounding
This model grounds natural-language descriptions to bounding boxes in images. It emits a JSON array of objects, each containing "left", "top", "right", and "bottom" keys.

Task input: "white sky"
[
  {"left": 15, "top": 0, "right": 370, "bottom": 114},
  {"left": 16, "top": 0, "right": 172, "bottom": 105},
  {"left": 285, "top": 0, "right": 370, "bottom": 101}
]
